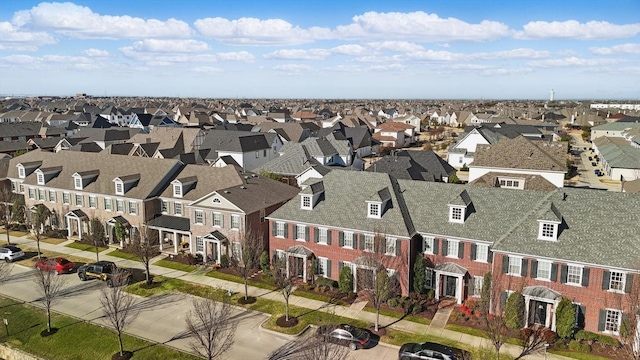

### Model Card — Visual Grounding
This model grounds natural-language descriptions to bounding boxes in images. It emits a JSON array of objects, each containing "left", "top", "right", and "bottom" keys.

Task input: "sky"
[{"left": 0, "top": 0, "right": 639, "bottom": 100}]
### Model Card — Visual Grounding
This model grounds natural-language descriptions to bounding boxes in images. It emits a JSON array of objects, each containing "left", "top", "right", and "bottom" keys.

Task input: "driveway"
[{"left": 0, "top": 264, "right": 401, "bottom": 360}]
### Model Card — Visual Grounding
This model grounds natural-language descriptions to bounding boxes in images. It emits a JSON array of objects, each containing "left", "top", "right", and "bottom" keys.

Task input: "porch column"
[
  {"left": 173, "top": 231, "right": 178, "bottom": 253},
  {"left": 285, "top": 256, "right": 290, "bottom": 277},
  {"left": 352, "top": 265, "right": 357, "bottom": 292},
  {"left": 303, "top": 257, "right": 307, "bottom": 283},
  {"left": 188, "top": 234, "right": 193, "bottom": 255},
  {"left": 66, "top": 216, "right": 71, "bottom": 239},
  {"left": 435, "top": 273, "right": 441, "bottom": 301},
  {"left": 77, "top": 219, "right": 82, "bottom": 241},
  {"left": 551, "top": 301, "right": 558, "bottom": 331},
  {"left": 158, "top": 229, "right": 163, "bottom": 251},
  {"left": 524, "top": 297, "right": 531, "bottom": 328},
  {"left": 456, "top": 275, "right": 463, "bottom": 304}
]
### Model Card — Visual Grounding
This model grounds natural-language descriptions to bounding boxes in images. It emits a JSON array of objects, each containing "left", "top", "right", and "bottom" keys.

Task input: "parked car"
[
  {"left": 398, "top": 341, "right": 468, "bottom": 360},
  {"left": 594, "top": 169, "right": 600, "bottom": 175},
  {"left": 591, "top": 162, "right": 597, "bottom": 166},
  {"left": 35, "top": 257, "right": 75, "bottom": 274},
  {"left": 316, "top": 324, "right": 370, "bottom": 350},
  {"left": 588, "top": 156, "right": 593, "bottom": 161},
  {"left": 0, "top": 245, "right": 25, "bottom": 262},
  {"left": 77, "top": 261, "right": 131, "bottom": 287}
]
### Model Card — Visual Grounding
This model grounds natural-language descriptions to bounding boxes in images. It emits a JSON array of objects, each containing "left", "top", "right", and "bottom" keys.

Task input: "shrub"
[
  {"left": 574, "top": 330, "right": 598, "bottom": 342},
  {"left": 387, "top": 296, "right": 401, "bottom": 308},
  {"left": 315, "top": 276, "right": 337, "bottom": 288},
  {"left": 448, "top": 173, "right": 460, "bottom": 184},
  {"left": 338, "top": 265, "right": 353, "bottom": 293},
  {"left": 596, "top": 334, "right": 620, "bottom": 347},
  {"left": 555, "top": 297, "right": 576, "bottom": 339},
  {"left": 505, "top": 292, "right": 525, "bottom": 329},
  {"left": 426, "top": 289, "right": 435, "bottom": 299},
  {"left": 220, "top": 254, "right": 230, "bottom": 268},
  {"left": 413, "top": 256, "right": 427, "bottom": 294},
  {"left": 259, "top": 251, "right": 270, "bottom": 272},
  {"left": 568, "top": 340, "right": 591, "bottom": 353}
]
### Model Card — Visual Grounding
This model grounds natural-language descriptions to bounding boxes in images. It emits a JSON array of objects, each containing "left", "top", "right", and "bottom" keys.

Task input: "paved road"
[{"left": 0, "top": 264, "right": 400, "bottom": 360}]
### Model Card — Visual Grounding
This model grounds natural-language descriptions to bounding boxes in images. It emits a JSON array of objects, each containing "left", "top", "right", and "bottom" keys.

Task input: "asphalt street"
[{"left": 0, "top": 264, "right": 400, "bottom": 360}]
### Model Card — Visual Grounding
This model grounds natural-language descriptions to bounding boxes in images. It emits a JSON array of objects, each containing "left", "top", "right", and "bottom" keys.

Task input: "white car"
[{"left": 0, "top": 245, "right": 25, "bottom": 262}]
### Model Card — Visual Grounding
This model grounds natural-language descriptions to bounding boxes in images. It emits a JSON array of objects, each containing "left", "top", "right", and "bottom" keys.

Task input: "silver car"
[{"left": 0, "top": 245, "right": 25, "bottom": 262}]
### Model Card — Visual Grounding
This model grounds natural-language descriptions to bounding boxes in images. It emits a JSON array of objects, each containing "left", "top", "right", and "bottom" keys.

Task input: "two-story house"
[{"left": 201, "top": 130, "right": 283, "bottom": 171}]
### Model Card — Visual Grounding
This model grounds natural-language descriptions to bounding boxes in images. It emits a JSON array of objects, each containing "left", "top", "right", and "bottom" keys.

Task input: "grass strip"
[
  {"left": 0, "top": 297, "right": 200, "bottom": 360},
  {"left": 362, "top": 306, "right": 431, "bottom": 325},
  {"left": 206, "top": 269, "right": 277, "bottom": 291},
  {"left": 108, "top": 249, "right": 141, "bottom": 261},
  {"left": 153, "top": 258, "right": 199, "bottom": 272},
  {"left": 64, "top": 241, "right": 108, "bottom": 253}
]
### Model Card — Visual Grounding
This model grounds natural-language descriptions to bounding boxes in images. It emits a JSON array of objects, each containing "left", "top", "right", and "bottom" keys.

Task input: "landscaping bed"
[
  {"left": 292, "top": 282, "right": 356, "bottom": 306},
  {"left": 154, "top": 258, "right": 199, "bottom": 272},
  {"left": 0, "top": 297, "right": 200, "bottom": 360},
  {"left": 362, "top": 294, "right": 437, "bottom": 325}
]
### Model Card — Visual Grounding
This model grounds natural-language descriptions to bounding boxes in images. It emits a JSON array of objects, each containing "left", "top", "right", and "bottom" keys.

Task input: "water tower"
[{"left": 550, "top": 89, "right": 555, "bottom": 102}]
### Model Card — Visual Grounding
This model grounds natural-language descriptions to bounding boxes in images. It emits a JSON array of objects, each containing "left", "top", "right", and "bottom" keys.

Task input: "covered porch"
[
  {"left": 285, "top": 245, "right": 315, "bottom": 282},
  {"left": 352, "top": 256, "right": 383, "bottom": 293},
  {"left": 197, "top": 230, "right": 229, "bottom": 265},
  {"left": 147, "top": 215, "right": 192, "bottom": 254},
  {"left": 434, "top": 262, "right": 468, "bottom": 305},
  {"left": 64, "top": 209, "right": 89, "bottom": 241},
  {"left": 106, "top": 216, "right": 131, "bottom": 247},
  {"left": 523, "top": 286, "right": 562, "bottom": 331}
]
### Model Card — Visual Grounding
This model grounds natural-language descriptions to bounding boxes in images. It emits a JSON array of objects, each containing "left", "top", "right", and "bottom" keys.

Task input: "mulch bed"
[
  {"left": 238, "top": 296, "right": 256, "bottom": 304},
  {"left": 165, "top": 253, "right": 202, "bottom": 265},
  {"left": 111, "top": 351, "right": 133, "bottom": 360},
  {"left": 40, "top": 328, "right": 58, "bottom": 337},
  {"left": 276, "top": 316, "right": 299, "bottom": 328},
  {"left": 295, "top": 283, "right": 357, "bottom": 305}
]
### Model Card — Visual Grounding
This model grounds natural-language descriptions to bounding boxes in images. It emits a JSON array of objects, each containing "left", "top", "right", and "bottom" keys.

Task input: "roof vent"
[
  {"left": 240, "top": 186, "right": 247, "bottom": 189},
  {"left": 224, "top": 190, "right": 230, "bottom": 194}
]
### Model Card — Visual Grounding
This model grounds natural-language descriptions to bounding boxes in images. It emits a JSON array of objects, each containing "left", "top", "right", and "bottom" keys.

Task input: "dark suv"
[
  {"left": 317, "top": 324, "right": 371, "bottom": 351},
  {"left": 77, "top": 261, "right": 131, "bottom": 287}
]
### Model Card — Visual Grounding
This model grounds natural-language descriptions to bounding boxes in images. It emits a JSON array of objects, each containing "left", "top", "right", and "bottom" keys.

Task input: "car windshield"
[
  {"left": 350, "top": 327, "right": 366, "bottom": 339},
  {"left": 58, "top": 259, "right": 70, "bottom": 264}
]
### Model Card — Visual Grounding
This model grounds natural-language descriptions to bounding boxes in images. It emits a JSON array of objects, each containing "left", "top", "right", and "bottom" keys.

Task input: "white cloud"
[
  {"left": 590, "top": 43, "right": 640, "bottom": 55},
  {"left": 335, "top": 11, "right": 510, "bottom": 41},
  {"left": 195, "top": 17, "right": 331, "bottom": 45},
  {"left": 366, "top": 41, "right": 424, "bottom": 52},
  {"left": 119, "top": 45, "right": 254, "bottom": 66},
  {"left": 193, "top": 66, "right": 224, "bottom": 74},
  {"left": 1, "top": 53, "right": 100, "bottom": 70},
  {"left": 214, "top": 51, "right": 255, "bottom": 62},
  {"left": 264, "top": 49, "right": 331, "bottom": 60},
  {"left": 481, "top": 67, "right": 533, "bottom": 76},
  {"left": 475, "top": 48, "right": 550, "bottom": 60},
  {"left": 130, "top": 39, "right": 209, "bottom": 53},
  {"left": 273, "top": 64, "right": 315, "bottom": 73},
  {"left": 529, "top": 57, "right": 619, "bottom": 68},
  {"left": 366, "top": 63, "right": 405, "bottom": 72},
  {"left": 330, "top": 44, "right": 368, "bottom": 56},
  {"left": 2, "top": 54, "right": 40, "bottom": 64},
  {"left": 404, "top": 50, "right": 464, "bottom": 62},
  {"left": 82, "top": 48, "right": 110, "bottom": 57},
  {"left": 13, "top": 2, "right": 192, "bottom": 39},
  {"left": 353, "top": 55, "right": 404, "bottom": 63},
  {"left": 515, "top": 20, "right": 640, "bottom": 40},
  {"left": 0, "top": 21, "right": 56, "bottom": 50}
]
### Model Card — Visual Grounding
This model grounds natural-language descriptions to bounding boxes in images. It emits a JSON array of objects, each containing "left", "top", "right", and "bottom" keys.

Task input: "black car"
[
  {"left": 77, "top": 261, "right": 131, "bottom": 287},
  {"left": 316, "top": 324, "right": 370, "bottom": 350},
  {"left": 591, "top": 162, "right": 597, "bottom": 166},
  {"left": 399, "top": 342, "right": 468, "bottom": 360}
]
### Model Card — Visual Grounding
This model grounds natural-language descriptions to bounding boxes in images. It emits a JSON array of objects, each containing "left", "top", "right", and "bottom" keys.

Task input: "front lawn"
[
  {"left": 206, "top": 268, "right": 277, "bottom": 291},
  {"left": 64, "top": 241, "right": 109, "bottom": 253},
  {"left": 154, "top": 258, "right": 199, "bottom": 272},
  {"left": 0, "top": 297, "right": 200, "bottom": 360},
  {"left": 108, "top": 249, "right": 141, "bottom": 261},
  {"left": 362, "top": 306, "right": 431, "bottom": 325}
]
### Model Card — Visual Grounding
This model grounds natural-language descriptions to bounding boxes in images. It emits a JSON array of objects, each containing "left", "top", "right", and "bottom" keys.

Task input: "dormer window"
[
  {"left": 301, "top": 195, "right": 312, "bottom": 210},
  {"left": 74, "top": 175, "right": 82, "bottom": 190},
  {"left": 173, "top": 183, "right": 182, "bottom": 198},
  {"left": 368, "top": 202, "right": 381, "bottom": 218},
  {"left": 37, "top": 172, "right": 44, "bottom": 185},
  {"left": 18, "top": 164, "right": 25, "bottom": 179},
  {"left": 538, "top": 221, "right": 559, "bottom": 241},
  {"left": 115, "top": 180, "right": 124, "bottom": 195},
  {"left": 449, "top": 206, "right": 465, "bottom": 223}
]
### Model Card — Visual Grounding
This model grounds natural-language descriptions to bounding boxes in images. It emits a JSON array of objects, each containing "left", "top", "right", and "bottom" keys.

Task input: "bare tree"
[
  {"left": 185, "top": 297, "right": 236, "bottom": 360},
  {"left": 33, "top": 268, "right": 66, "bottom": 333},
  {"left": 230, "top": 229, "right": 262, "bottom": 302},
  {"left": 273, "top": 256, "right": 295, "bottom": 322},
  {"left": 356, "top": 231, "right": 401, "bottom": 332},
  {"left": 0, "top": 187, "right": 15, "bottom": 245},
  {"left": 268, "top": 330, "right": 351, "bottom": 360},
  {"left": 514, "top": 326, "right": 556, "bottom": 360},
  {"left": 89, "top": 217, "right": 105, "bottom": 262},
  {"left": 129, "top": 226, "right": 158, "bottom": 286},
  {"left": 100, "top": 269, "right": 138, "bottom": 358},
  {"left": 25, "top": 204, "right": 50, "bottom": 260}
]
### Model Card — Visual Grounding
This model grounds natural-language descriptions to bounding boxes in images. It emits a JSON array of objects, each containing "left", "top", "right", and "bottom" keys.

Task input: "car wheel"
[
  {"left": 401, "top": 357, "right": 411, "bottom": 360},
  {"left": 348, "top": 342, "right": 357, "bottom": 351},
  {"left": 106, "top": 280, "right": 113, "bottom": 288},
  {"left": 79, "top": 272, "right": 87, "bottom": 281},
  {"left": 4, "top": 258, "right": 9, "bottom": 263},
  {"left": 56, "top": 270, "right": 62, "bottom": 275}
]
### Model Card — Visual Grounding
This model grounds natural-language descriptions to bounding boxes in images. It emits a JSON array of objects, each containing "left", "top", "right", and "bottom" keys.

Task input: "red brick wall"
[{"left": 269, "top": 221, "right": 411, "bottom": 295}]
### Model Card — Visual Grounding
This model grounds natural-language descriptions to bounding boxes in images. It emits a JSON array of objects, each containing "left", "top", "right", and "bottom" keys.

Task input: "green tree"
[
  {"left": 505, "top": 292, "right": 525, "bottom": 329},
  {"left": 338, "top": 265, "right": 353, "bottom": 294},
  {"left": 259, "top": 170, "right": 282, "bottom": 182},
  {"left": 479, "top": 272, "right": 492, "bottom": 315},
  {"left": 259, "top": 251, "right": 270, "bottom": 272},
  {"left": 413, "top": 256, "right": 427, "bottom": 294},
  {"left": 11, "top": 196, "right": 25, "bottom": 224},
  {"left": 448, "top": 173, "right": 460, "bottom": 184},
  {"left": 114, "top": 221, "right": 126, "bottom": 246},
  {"left": 555, "top": 297, "right": 576, "bottom": 339}
]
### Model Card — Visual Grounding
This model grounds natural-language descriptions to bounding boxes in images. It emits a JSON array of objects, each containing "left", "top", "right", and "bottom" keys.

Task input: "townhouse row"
[{"left": 266, "top": 170, "right": 640, "bottom": 338}]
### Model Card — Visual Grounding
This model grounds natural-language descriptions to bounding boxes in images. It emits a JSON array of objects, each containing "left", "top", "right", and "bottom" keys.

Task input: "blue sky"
[{"left": 1, "top": 1, "right": 639, "bottom": 99}]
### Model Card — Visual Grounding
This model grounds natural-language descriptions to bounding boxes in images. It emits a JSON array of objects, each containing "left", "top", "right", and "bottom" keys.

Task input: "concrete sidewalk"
[{"left": 5, "top": 232, "right": 571, "bottom": 360}]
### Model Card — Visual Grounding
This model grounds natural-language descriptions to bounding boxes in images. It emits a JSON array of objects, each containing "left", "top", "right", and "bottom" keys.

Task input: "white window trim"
[
  {"left": 62, "top": 192, "right": 70, "bottom": 205},
  {"left": 343, "top": 231, "right": 354, "bottom": 249},
  {"left": 161, "top": 200, "right": 168, "bottom": 213},
  {"left": 213, "top": 212, "right": 223, "bottom": 227},
  {"left": 473, "top": 276, "right": 484, "bottom": 298},
  {"left": 230, "top": 214, "right": 241, "bottom": 230},
  {"left": 446, "top": 240, "right": 460, "bottom": 259},
  {"left": 36, "top": 171, "right": 45, "bottom": 185},
  {"left": 423, "top": 236, "right": 435, "bottom": 255},
  {"left": 317, "top": 257, "right": 329, "bottom": 277},
  {"left": 116, "top": 199, "right": 125, "bottom": 213},
  {"left": 275, "top": 249, "right": 285, "bottom": 260},
  {"left": 128, "top": 201, "right": 137, "bottom": 215},
  {"left": 449, "top": 205, "right": 465, "bottom": 223},
  {"left": 174, "top": 202, "right": 183, "bottom": 216},
  {"left": 608, "top": 270, "right": 626, "bottom": 293},
  {"left": 104, "top": 197, "right": 112, "bottom": 211},
  {"left": 17, "top": 164, "right": 25, "bottom": 179},
  {"left": 318, "top": 228, "right": 328, "bottom": 245},
  {"left": 508, "top": 256, "right": 523, "bottom": 277},
  {"left": 48, "top": 190, "right": 56, "bottom": 203},
  {"left": 89, "top": 196, "right": 97, "bottom": 209},
  {"left": 364, "top": 234, "right": 375, "bottom": 252},
  {"left": 536, "top": 260, "right": 552, "bottom": 281},
  {"left": 275, "top": 222, "right": 285, "bottom": 238},
  {"left": 385, "top": 237, "right": 396, "bottom": 256},
  {"left": 367, "top": 202, "right": 381, "bottom": 219},
  {"left": 566, "top": 264, "right": 583, "bottom": 286},
  {"left": 114, "top": 180, "right": 124, "bottom": 195},
  {"left": 475, "top": 244, "right": 489, "bottom": 263},
  {"left": 73, "top": 175, "right": 83, "bottom": 190},
  {"left": 301, "top": 195, "right": 312, "bottom": 210},
  {"left": 604, "top": 308, "right": 622, "bottom": 335},
  {"left": 195, "top": 210, "right": 204, "bottom": 225},
  {"left": 296, "top": 224, "right": 306, "bottom": 241},
  {"left": 538, "top": 220, "right": 560, "bottom": 241},
  {"left": 173, "top": 183, "right": 183, "bottom": 198}
]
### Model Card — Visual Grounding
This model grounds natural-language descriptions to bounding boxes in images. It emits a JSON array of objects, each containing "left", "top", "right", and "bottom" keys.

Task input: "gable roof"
[
  {"left": 366, "top": 150, "right": 455, "bottom": 181},
  {"left": 472, "top": 136, "right": 567, "bottom": 172},
  {"left": 201, "top": 130, "right": 274, "bottom": 153}
]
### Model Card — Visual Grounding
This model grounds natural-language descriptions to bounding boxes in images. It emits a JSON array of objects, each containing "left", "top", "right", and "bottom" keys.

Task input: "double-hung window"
[
  {"left": 104, "top": 198, "right": 112, "bottom": 211},
  {"left": 386, "top": 237, "right": 396, "bottom": 255},
  {"left": 195, "top": 210, "right": 204, "bottom": 224},
  {"left": 129, "top": 201, "right": 137, "bottom": 215},
  {"left": 75, "top": 194, "right": 83, "bottom": 207},
  {"left": 38, "top": 189, "right": 45, "bottom": 201},
  {"left": 48, "top": 190, "right": 56, "bottom": 202},
  {"left": 473, "top": 276, "right": 484, "bottom": 297},
  {"left": 195, "top": 237, "right": 204, "bottom": 253},
  {"left": 423, "top": 236, "right": 434, "bottom": 254},
  {"left": 343, "top": 232, "right": 354, "bottom": 248},
  {"left": 28, "top": 188, "right": 35, "bottom": 199},
  {"left": 447, "top": 240, "right": 459, "bottom": 258},
  {"left": 230, "top": 214, "right": 240, "bottom": 229},
  {"left": 364, "top": 234, "right": 375, "bottom": 252},
  {"left": 296, "top": 225, "right": 306, "bottom": 240},
  {"left": 508, "top": 257, "right": 522, "bottom": 276},
  {"left": 161, "top": 200, "right": 168, "bottom": 213},
  {"left": 475, "top": 244, "right": 488, "bottom": 262},
  {"left": 213, "top": 212, "right": 223, "bottom": 227},
  {"left": 275, "top": 222, "right": 285, "bottom": 237},
  {"left": 609, "top": 271, "right": 625, "bottom": 292},
  {"left": 318, "top": 228, "right": 327, "bottom": 244},
  {"left": 88, "top": 196, "right": 97, "bottom": 208},
  {"left": 537, "top": 261, "right": 552, "bottom": 280},
  {"left": 567, "top": 265, "right": 582, "bottom": 285},
  {"left": 63, "top": 192, "right": 70, "bottom": 204},
  {"left": 116, "top": 199, "right": 124, "bottom": 212},
  {"left": 174, "top": 202, "right": 182, "bottom": 216},
  {"left": 317, "top": 257, "right": 329, "bottom": 277},
  {"left": 605, "top": 309, "right": 621, "bottom": 334}
]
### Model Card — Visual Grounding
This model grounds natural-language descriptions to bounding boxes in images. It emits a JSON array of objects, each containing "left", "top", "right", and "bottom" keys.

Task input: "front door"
[
  {"left": 292, "top": 257, "right": 304, "bottom": 278},
  {"left": 356, "top": 268, "right": 375, "bottom": 291},
  {"left": 444, "top": 276, "right": 457, "bottom": 298},
  {"left": 529, "top": 300, "right": 549, "bottom": 326}
]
